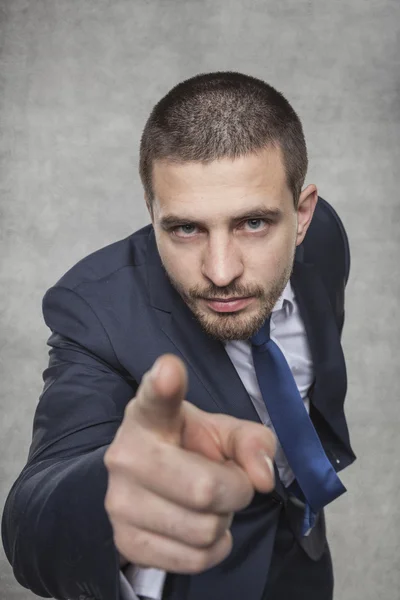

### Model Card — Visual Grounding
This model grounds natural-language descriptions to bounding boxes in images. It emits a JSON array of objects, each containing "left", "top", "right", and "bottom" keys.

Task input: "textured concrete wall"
[{"left": 1, "top": 1, "right": 399, "bottom": 598}]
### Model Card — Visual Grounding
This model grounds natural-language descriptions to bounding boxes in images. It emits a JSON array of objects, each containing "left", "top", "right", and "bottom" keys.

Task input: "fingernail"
[{"left": 261, "top": 452, "right": 275, "bottom": 480}]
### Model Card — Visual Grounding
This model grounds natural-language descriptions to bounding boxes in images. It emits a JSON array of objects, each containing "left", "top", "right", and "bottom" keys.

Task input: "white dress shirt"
[{"left": 120, "top": 281, "right": 314, "bottom": 600}]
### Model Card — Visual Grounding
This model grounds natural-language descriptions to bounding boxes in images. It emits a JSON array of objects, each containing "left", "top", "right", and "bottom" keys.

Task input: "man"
[{"left": 2, "top": 71, "right": 356, "bottom": 600}]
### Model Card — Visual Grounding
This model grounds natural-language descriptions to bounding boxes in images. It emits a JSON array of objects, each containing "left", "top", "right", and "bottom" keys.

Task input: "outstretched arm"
[{"left": 2, "top": 286, "right": 136, "bottom": 599}]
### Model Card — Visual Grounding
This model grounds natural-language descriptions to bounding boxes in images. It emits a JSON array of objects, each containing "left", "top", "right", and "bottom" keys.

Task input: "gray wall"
[{"left": 1, "top": 1, "right": 399, "bottom": 598}]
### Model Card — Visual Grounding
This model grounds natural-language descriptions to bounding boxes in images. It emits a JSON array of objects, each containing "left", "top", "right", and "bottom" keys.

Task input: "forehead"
[{"left": 151, "top": 146, "right": 291, "bottom": 211}]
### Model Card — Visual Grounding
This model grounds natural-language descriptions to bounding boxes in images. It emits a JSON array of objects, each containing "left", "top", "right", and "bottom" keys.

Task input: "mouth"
[{"left": 203, "top": 296, "right": 255, "bottom": 313}]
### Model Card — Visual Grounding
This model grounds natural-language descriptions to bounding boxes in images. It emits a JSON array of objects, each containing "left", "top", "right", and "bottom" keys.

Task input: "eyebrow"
[{"left": 159, "top": 207, "right": 283, "bottom": 230}]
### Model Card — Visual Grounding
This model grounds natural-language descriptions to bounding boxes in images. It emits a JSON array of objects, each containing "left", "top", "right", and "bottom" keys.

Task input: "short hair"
[{"left": 139, "top": 71, "right": 308, "bottom": 208}]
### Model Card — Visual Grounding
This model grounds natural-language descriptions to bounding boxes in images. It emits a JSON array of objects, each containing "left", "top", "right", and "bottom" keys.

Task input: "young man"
[{"left": 2, "top": 72, "right": 356, "bottom": 600}]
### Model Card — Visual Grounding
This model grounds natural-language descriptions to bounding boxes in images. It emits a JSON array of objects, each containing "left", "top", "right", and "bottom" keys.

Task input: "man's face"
[{"left": 149, "top": 146, "right": 317, "bottom": 341}]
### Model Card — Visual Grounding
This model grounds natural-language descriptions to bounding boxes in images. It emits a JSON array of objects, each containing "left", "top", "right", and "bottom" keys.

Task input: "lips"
[{"left": 204, "top": 297, "right": 255, "bottom": 313}]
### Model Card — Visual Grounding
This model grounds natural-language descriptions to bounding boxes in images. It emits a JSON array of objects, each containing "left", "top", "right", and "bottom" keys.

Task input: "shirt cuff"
[
  {"left": 120, "top": 565, "right": 167, "bottom": 600},
  {"left": 120, "top": 571, "right": 140, "bottom": 600}
]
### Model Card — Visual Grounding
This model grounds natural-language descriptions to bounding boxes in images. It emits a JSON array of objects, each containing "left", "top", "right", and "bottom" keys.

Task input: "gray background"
[{"left": 0, "top": 0, "right": 399, "bottom": 598}]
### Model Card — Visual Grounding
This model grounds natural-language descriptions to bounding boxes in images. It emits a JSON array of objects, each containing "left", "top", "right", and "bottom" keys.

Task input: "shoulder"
[
  {"left": 41, "top": 224, "right": 154, "bottom": 368},
  {"left": 51, "top": 224, "right": 153, "bottom": 292},
  {"left": 301, "top": 196, "right": 350, "bottom": 286}
]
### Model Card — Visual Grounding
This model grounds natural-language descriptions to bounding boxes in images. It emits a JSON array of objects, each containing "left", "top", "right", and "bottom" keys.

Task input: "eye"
[
  {"left": 242, "top": 218, "right": 268, "bottom": 231},
  {"left": 173, "top": 223, "right": 198, "bottom": 237},
  {"left": 247, "top": 219, "right": 262, "bottom": 229}
]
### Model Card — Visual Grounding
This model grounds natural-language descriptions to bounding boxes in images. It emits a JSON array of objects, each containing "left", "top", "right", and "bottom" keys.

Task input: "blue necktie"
[{"left": 251, "top": 317, "right": 346, "bottom": 536}]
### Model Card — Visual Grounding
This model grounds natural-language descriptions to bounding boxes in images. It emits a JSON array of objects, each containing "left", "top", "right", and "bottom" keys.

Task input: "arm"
[
  {"left": 2, "top": 286, "right": 277, "bottom": 599},
  {"left": 319, "top": 197, "right": 351, "bottom": 334},
  {"left": 1, "top": 286, "right": 136, "bottom": 599},
  {"left": 303, "top": 196, "right": 351, "bottom": 336}
]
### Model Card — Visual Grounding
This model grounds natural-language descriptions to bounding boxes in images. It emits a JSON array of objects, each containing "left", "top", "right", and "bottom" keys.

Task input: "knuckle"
[
  {"left": 104, "top": 489, "right": 113, "bottom": 515},
  {"left": 105, "top": 441, "right": 140, "bottom": 475},
  {"left": 113, "top": 528, "right": 141, "bottom": 561},
  {"left": 103, "top": 446, "right": 115, "bottom": 470},
  {"left": 197, "top": 515, "right": 224, "bottom": 547},
  {"left": 189, "top": 475, "right": 219, "bottom": 510},
  {"left": 104, "top": 441, "right": 126, "bottom": 471},
  {"left": 104, "top": 492, "right": 127, "bottom": 520},
  {"left": 184, "top": 549, "right": 211, "bottom": 574}
]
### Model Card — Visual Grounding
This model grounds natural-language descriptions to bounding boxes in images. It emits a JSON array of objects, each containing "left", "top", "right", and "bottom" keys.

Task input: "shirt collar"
[{"left": 272, "top": 280, "right": 295, "bottom": 315}]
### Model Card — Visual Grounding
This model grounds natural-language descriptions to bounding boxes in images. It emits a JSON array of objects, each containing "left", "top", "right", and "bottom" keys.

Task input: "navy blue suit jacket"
[{"left": 2, "top": 197, "right": 356, "bottom": 600}]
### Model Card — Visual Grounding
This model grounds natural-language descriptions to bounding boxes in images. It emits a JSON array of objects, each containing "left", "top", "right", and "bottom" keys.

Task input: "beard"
[{"left": 164, "top": 253, "right": 295, "bottom": 342}]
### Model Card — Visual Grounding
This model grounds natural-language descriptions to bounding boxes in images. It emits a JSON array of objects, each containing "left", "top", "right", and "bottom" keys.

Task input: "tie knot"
[{"left": 250, "top": 317, "right": 271, "bottom": 348}]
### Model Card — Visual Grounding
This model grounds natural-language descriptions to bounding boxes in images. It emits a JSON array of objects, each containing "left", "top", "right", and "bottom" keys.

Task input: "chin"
[{"left": 195, "top": 306, "right": 267, "bottom": 342}]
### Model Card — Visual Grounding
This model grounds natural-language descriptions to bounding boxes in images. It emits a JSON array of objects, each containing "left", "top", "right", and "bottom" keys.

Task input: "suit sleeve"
[
  {"left": 1, "top": 286, "right": 137, "bottom": 600},
  {"left": 307, "top": 197, "right": 351, "bottom": 336},
  {"left": 324, "top": 199, "right": 351, "bottom": 333}
]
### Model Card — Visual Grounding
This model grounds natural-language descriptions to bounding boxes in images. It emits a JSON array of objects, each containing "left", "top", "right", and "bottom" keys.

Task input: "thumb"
[{"left": 130, "top": 354, "right": 188, "bottom": 444}]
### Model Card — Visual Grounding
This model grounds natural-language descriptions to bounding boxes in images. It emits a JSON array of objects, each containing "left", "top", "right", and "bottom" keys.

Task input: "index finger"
[{"left": 128, "top": 354, "right": 188, "bottom": 444}]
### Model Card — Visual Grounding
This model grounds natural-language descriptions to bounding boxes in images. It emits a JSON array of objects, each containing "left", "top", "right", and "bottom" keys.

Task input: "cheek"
[
  {"left": 251, "top": 256, "right": 280, "bottom": 283},
  {"left": 246, "top": 240, "right": 292, "bottom": 281},
  {"left": 158, "top": 242, "right": 202, "bottom": 286}
]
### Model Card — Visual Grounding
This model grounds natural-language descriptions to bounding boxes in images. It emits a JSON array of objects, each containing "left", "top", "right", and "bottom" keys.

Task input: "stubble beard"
[{"left": 164, "top": 256, "right": 295, "bottom": 342}]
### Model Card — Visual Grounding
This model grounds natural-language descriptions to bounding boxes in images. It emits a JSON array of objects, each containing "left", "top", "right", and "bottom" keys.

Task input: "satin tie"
[{"left": 251, "top": 317, "right": 346, "bottom": 535}]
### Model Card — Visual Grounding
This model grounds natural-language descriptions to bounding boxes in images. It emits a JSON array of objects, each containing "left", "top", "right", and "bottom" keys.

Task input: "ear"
[
  {"left": 145, "top": 194, "right": 154, "bottom": 222},
  {"left": 296, "top": 185, "right": 318, "bottom": 246}
]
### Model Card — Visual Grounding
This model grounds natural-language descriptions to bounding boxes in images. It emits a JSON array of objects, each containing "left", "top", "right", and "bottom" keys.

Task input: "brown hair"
[{"left": 139, "top": 71, "right": 308, "bottom": 208}]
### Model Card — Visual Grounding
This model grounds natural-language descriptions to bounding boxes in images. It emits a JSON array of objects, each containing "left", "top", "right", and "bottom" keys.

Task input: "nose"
[{"left": 201, "top": 235, "right": 244, "bottom": 288}]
